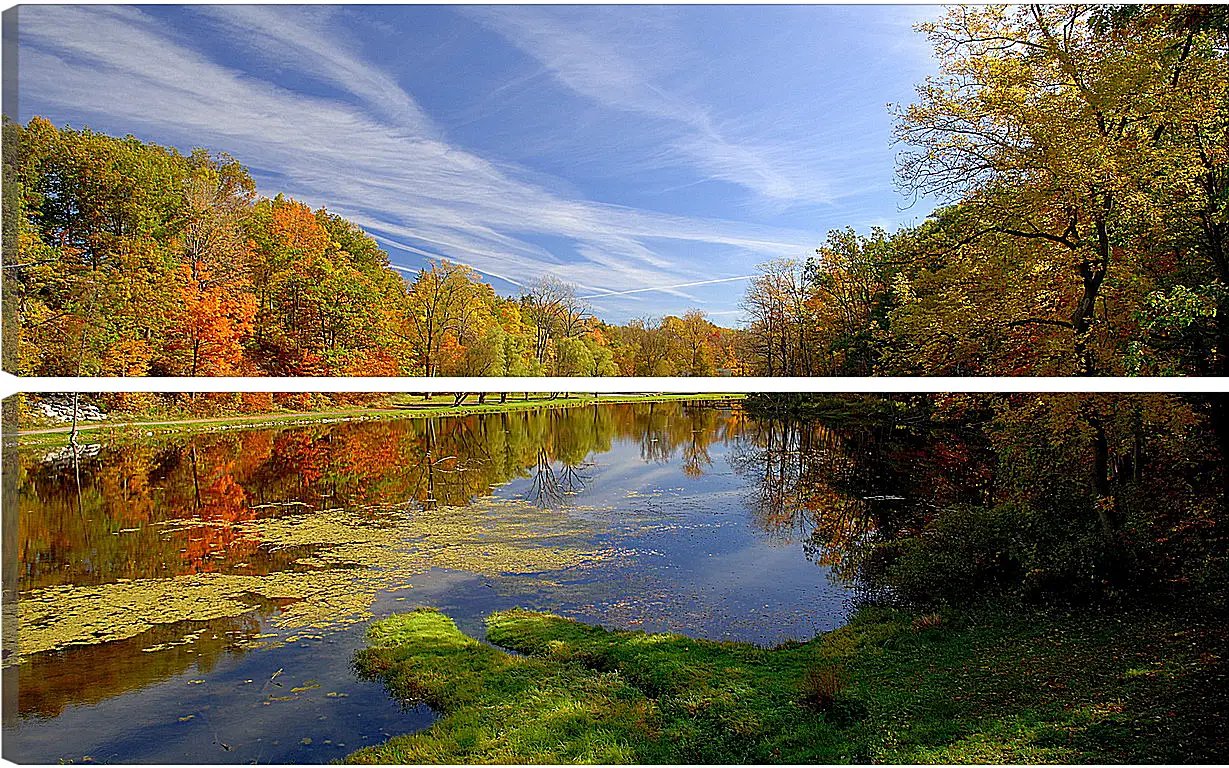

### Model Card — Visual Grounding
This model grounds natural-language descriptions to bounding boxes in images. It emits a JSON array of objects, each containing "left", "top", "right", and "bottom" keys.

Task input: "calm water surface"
[{"left": 2, "top": 400, "right": 896, "bottom": 764}]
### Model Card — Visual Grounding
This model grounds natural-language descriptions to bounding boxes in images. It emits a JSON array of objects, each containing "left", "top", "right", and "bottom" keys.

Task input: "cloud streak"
[
  {"left": 465, "top": 6, "right": 849, "bottom": 209},
  {"left": 579, "top": 275, "right": 754, "bottom": 300}
]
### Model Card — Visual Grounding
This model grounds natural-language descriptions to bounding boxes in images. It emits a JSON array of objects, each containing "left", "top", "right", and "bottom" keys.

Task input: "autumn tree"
[
  {"left": 177, "top": 158, "right": 254, "bottom": 283},
  {"left": 9, "top": 118, "right": 205, "bottom": 375},
  {"left": 1117, "top": 6, "right": 1229, "bottom": 376},
  {"left": 403, "top": 260, "right": 485, "bottom": 376},
  {"left": 663, "top": 309, "right": 719, "bottom": 377},
  {"left": 520, "top": 276, "right": 590, "bottom": 367},
  {"left": 243, "top": 197, "right": 409, "bottom": 375},
  {"left": 161, "top": 265, "right": 255, "bottom": 376},
  {"left": 805, "top": 227, "right": 898, "bottom": 375},
  {"left": 608, "top": 316, "right": 677, "bottom": 376},
  {"left": 895, "top": 5, "right": 1203, "bottom": 375},
  {"left": 742, "top": 259, "right": 819, "bottom": 376}
]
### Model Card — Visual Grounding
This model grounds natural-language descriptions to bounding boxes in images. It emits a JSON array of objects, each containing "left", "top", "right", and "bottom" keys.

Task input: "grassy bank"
[
  {"left": 346, "top": 604, "right": 1226, "bottom": 764},
  {"left": 11, "top": 393, "right": 744, "bottom": 449}
]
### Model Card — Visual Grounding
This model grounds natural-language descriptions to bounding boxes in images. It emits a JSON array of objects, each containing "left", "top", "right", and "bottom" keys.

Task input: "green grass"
[
  {"left": 11, "top": 393, "right": 745, "bottom": 449},
  {"left": 347, "top": 604, "right": 1227, "bottom": 764}
]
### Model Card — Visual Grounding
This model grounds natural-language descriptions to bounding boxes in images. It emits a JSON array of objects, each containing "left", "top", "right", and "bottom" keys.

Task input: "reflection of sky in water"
[{"left": 3, "top": 402, "right": 855, "bottom": 764}]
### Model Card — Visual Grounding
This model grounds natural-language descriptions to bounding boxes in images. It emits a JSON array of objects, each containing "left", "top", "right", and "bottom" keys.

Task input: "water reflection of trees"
[
  {"left": 15, "top": 401, "right": 737, "bottom": 591},
  {"left": 730, "top": 417, "right": 993, "bottom": 580},
  {"left": 525, "top": 448, "right": 588, "bottom": 508},
  {"left": 6, "top": 610, "right": 266, "bottom": 722},
  {"left": 18, "top": 400, "right": 1004, "bottom": 595}
]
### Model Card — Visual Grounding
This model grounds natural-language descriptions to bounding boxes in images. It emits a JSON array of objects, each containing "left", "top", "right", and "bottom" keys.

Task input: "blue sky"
[{"left": 15, "top": 4, "right": 940, "bottom": 325}]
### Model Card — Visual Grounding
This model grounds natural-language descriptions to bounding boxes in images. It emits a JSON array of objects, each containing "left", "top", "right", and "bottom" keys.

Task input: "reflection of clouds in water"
[{"left": 562, "top": 525, "right": 851, "bottom": 646}]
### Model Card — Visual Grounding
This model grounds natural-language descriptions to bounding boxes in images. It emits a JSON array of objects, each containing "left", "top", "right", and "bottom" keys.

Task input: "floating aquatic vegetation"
[{"left": 13, "top": 498, "right": 630, "bottom": 664}]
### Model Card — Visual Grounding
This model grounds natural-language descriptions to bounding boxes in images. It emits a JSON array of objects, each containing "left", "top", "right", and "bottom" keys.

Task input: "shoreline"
[{"left": 10, "top": 393, "right": 746, "bottom": 449}]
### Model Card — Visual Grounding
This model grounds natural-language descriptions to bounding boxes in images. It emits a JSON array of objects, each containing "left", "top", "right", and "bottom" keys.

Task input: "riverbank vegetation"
[
  {"left": 740, "top": 392, "right": 1228, "bottom": 610},
  {"left": 347, "top": 604, "right": 1225, "bottom": 764}
]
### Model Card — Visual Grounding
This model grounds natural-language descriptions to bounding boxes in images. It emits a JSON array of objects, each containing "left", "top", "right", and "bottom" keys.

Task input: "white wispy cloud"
[
  {"left": 579, "top": 275, "right": 754, "bottom": 300},
  {"left": 17, "top": 5, "right": 815, "bottom": 313},
  {"left": 465, "top": 6, "right": 842, "bottom": 209},
  {"left": 188, "top": 5, "right": 434, "bottom": 132}
]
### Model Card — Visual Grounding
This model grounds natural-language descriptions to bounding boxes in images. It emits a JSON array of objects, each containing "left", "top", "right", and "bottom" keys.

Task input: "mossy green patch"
[
  {"left": 347, "top": 608, "right": 666, "bottom": 764},
  {"left": 348, "top": 605, "right": 1228, "bottom": 764}
]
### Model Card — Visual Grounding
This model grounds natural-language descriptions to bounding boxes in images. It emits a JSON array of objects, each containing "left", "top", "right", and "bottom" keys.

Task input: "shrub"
[
  {"left": 799, "top": 664, "right": 844, "bottom": 712},
  {"left": 911, "top": 613, "right": 944, "bottom": 632},
  {"left": 868, "top": 501, "right": 1126, "bottom": 606}
]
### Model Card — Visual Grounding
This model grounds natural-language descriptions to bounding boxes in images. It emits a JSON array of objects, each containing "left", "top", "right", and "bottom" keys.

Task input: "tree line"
[
  {"left": 3, "top": 118, "right": 745, "bottom": 379},
  {"left": 739, "top": 5, "right": 1228, "bottom": 379},
  {"left": 6, "top": 6, "right": 1225, "bottom": 385}
]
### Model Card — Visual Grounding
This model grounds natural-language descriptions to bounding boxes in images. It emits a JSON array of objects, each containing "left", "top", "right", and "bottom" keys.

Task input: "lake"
[{"left": 2, "top": 399, "right": 912, "bottom": 764}]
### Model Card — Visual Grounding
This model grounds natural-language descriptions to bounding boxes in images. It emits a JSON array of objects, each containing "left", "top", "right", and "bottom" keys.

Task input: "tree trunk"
[
  {"left": 69, "top": 391, "right": 80, "bottom": 450},
  {"left": 1070, "top": 216, "right": 1111, "bottom": 376},
  {"left": 1087, "top": 410, "right": 1117, "bottom": 537}
]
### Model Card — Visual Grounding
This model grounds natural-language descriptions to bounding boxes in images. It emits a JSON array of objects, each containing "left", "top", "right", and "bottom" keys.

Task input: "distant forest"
[
  {"left": 3, "top": 117, "right": 745, "bottom": 379},
  {"left": 4, "top": 5, "right": 1226, "bottom": 379}
]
